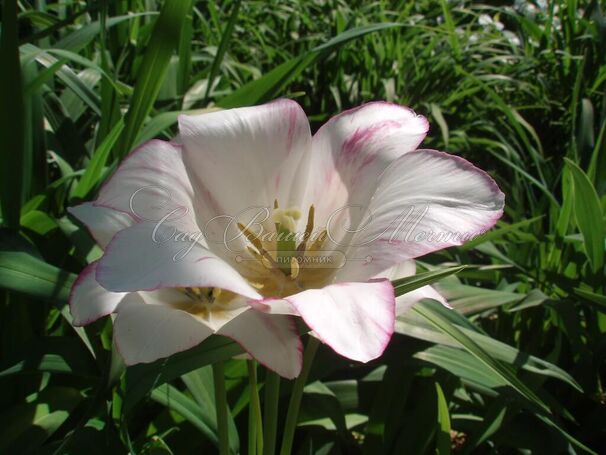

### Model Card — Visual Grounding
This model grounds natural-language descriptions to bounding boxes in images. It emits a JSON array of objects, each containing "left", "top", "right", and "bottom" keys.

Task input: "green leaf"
[
  {"left": 416, "top": 345, "right": 506, "bottom": 392},
  {"left": 71, "top": 118, "right": 124, "bottom": 200},
  {"left": 438, "top": 0, "right": 461, "bottom": 61},
  {"left": 362, "top": 364, "right": 412, "bottom": 454},
  {"left": 134, "top": 107, "right": 218, "bottom": 146},
  {"left": 54, "top": 13, "right": 157, "bottom": 52},
  {"left": 391, "top": 382, "right": 437, "bottom": 454},
  {"left": 299, "top": 381, "right": 348, "bottom": 434},
  {"left": 0, "top": 0, "right": 25, "bottom": 228},
  {"left": 0, "top": 386, "right": 83, "bottom": 453},
  {"left": 564, "top": 158, "right": 605, "bottom": 273},
  {"left": 0, "top": 336, "right": 97, "bottom": 378},
  {"left": 21, "top": 210, "right": 59, "bottom": 237},
  {"left": 181, "top": 366, "right": 240, "bottom": 451},
  {"left": 204, "top": 0, "right": 241, "bottom": 102},
  {"left": 435, "top": 382, "right": 451, "bottom": 455},
  {"left": 392, "top": 266, "right": 467, "bottom": 297},
  {"left": 430, "top": 103, "right": 449, "bottom": 147},
  {"left": 20, "top": 44, "right": 123, "bottom": 96},
  {"left": 0, "top": 248, "right": 76, "bottom": 303},
  {"left": 412, "top": 300, "right": 550, "bottom": 414},
  {"left": 20, "top": 43, "right": 102, "bottom": 116},
  {"left": 398, "top": 305, "right": 582, "bottom": 391},
  {"left": 218, "top": 23, "right": 402, "bottom": 108},
  {"left": 460, "top": 216, "right": 543, "bottom": 251},
  {"left": 573, "top": 287, "right": 606, "bottom": 311},
  {"left": 461, "top": 403, "right": 508, "bottom": 453},
  {"left": 123, "top": 335, "right": 243, "bottom": 413},
  {"left": 436, "top": 281, "right": 526, "bottom": 314},
  {"left": 151, "top": 381, "right": 239, "bottom": 454},
  {"left": 115, "top": 1, "right": 192, "bottom": 158}
]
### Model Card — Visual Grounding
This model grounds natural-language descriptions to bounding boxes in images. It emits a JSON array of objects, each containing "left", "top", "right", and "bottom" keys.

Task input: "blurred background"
[{"left": 0, "top": 1, "right": 604, "bottom": 453}]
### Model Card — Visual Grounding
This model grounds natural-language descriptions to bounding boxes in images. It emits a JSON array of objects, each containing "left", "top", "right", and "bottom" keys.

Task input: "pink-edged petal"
[
  {"left": 95, "top": 139, "right": 199, "bottom": 234},
  {"left": 139, "top": 289, "right": 251, "bottom": 332},
  {"left": 96, "top": 222, "right": 261, "bottom": 299},
  {"left": 219, "top": 310, "right": 303, "bottom": 379},
  {"left": 113, "top": 293, "right": 213, "bottom": 365},
  {"left": 178, "top": 99, "right": 312, "bottom": 227},
  {"left": 381, "top": 261, "right": 450, "bottom": 313},
  {"left": 68, "top": 203, "right": 134, "bottom": 249},
  {"left": 247, "top": 297, "right": 298, "bottom": 315},
  {"left": 396, "top": 285, "right": 449, "bottom": 315},
  {"left": 283, "top": 279, "right": 395, "bottom": 363},
  {"left": 314, "top": 102, "right": 428, "bottom": 171},
  {"left": 69, "top": 261, "right": 128, "bottom": 326},
  {"left": 375, "top": 260, "right": 449, "bottom": 314},
  {"left": 375, "top": 259, "right": 416, "bottom": 281},
  {"left": 337, "top": 150, "right": 504, "bottom": 281},
  {"left": 302, "top": 102, "right": 429, "bottom": 235}
]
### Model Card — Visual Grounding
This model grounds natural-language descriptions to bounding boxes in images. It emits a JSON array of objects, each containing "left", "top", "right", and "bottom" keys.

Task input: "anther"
[
  {"left": 290, "top": 257, "right": 300, "bottom": 279},
  {"left": 297, "top": 205, "right": 315, "bottom": 252}
]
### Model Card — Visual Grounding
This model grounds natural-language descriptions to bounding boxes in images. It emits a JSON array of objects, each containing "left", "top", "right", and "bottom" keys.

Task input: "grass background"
[{"left": 0, "top": 0, "right": 605, "bottom": 453}]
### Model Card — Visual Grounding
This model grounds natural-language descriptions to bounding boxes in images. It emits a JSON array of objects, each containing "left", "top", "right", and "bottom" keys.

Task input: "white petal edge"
[
  {"left": 68, "top": 203, "right": 134, "bottom": 249},
  {"left": 336, "top": 149, "right": 504, "bottom": 281},
  {"left": 396, "top": 285, "right": 449, "bottom": 315},
  {"left": 113, "top": 293, "right": 213, "bottom": 365},
  {"left": 301, "top": 102, "right": 430, "bottom": 233},
  {"left": 69, "top": 261, "right": 128, "bottom": 326},
  {"left": 219, "top": 310, "right": 303, "bottom": 379},
  {"left": 178, "top": 99, "right": 312, "bottom": 219},
  {"left": 273, "top": 279, "right": 396, "bottom": 363},
  {"left": 96, "top": 222, "right": 262, "bottom": 299},
  {"left": 95, "top": 139, "right": 199, "bottom": 234},
  {"left": 378, "top": 260, "right": 451, "bottom": 314}
]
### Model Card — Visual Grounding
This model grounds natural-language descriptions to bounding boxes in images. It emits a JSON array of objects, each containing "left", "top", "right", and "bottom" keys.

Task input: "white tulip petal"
[
  {"left": 178, "top": 99, "right": 312, "bottom": 224},
  {"left": 68, "top": 203, "right": 134, "bottom": 249},
  {"left": 247, "top": 297, "right": 298, "bottom": 315},
  {"left": 282, "top": 279, "right": 395, "bottom": 363},
  {"left": 219, "top": 310, "right": 303, "bottom": 379},
  {"left": 137, "top": 289, "right": 250, "bottom": 332},
  {"left": 395, "top": 285, "right": 449, "bottom": 315},
  {"left": 114, "top": 294, "right": 213, "bottom": 365},
  {"left": 337, "top": 150, "right": 504, "bottom": 281},
  {"left": 382, "top": 261, "right": 450, "bottom": 313},
  {"left": 96, "top": 222, "right": 262, "bottom": 299},
  {"left": 69, "top": 261, "right": 127, "bottom": 326},
  {"left": 95, "top": 139, "right": 199, "bottom": 234},
  {"left": 303, "top": 102, "right": 429, "bottom": 233}
]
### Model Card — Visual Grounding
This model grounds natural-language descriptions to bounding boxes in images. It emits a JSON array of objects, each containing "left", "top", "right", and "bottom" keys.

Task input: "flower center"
[
  {"left": 236, "top": 201, "right": 335, "bottom": 298},
  {"left": 171, "top": 286, "right": 244, "bottom": 326},
  {"left": 175, "top": 201, "right": 337, "bottom": 311},
  {"left": 174, "top": 287, "right": 223, "bottom": 315}
]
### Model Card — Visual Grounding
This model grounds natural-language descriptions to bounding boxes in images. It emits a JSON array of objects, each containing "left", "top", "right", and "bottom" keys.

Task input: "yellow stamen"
[
  {"left": 237, "top": 222, "right": 264, "bottom": 252},
  {"left": 261, "top": 255, "right": 273, "bottom": 269},
  {"left": 297, "top": 205, "right": 315, "bottom": 252},
  {"left": 309, "top": 229, "right": 327, "bottom": 251},
  {"left": 290, "top": 257, "right": 300, "bottom": 279}
]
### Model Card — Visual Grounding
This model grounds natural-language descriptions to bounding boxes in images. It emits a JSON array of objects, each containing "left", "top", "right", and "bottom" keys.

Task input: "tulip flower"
[{"left": 69, "top": 99, "right": 504, "bottom": 378}]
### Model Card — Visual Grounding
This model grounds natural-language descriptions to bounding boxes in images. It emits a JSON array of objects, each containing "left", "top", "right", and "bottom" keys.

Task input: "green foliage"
[{"left": 0, "top": 0, "right": 604, "bottom": 453}]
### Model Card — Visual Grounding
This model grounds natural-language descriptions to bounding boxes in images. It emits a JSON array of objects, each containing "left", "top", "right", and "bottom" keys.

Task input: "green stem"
[
  {"left": 213, "top": 361, "right": 229, "bottom": 455},
  {"left": 279, "top": 336, "right": 320, "bottom": 455},
  {"left": 247, "top": 360, "right": 264, "bottom": 455},
  {"left": 263, "top": 371, "right": 281, "bottom": 455}
]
